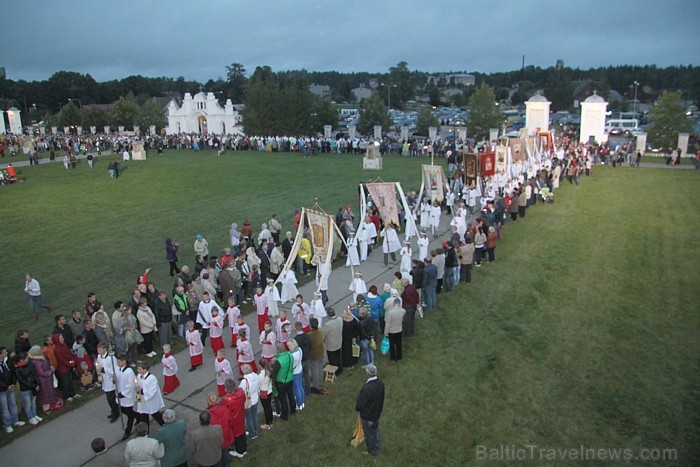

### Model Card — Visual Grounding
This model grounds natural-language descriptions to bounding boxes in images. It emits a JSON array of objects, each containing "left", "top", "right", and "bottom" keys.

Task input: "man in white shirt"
[
  {"left": 24, "top": 273, "right": 52, "bottom": 321},
  {"left": 197, "top": 292, "right": 223, "bottom": 347},
  {"left": 116, "top": 355, "right": 137, "bottom": 441}
]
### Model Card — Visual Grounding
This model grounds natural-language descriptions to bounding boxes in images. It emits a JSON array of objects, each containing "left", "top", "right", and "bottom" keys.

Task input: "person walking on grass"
[
  {"left": 24, "top": 273, "right": 52, "bottom": 321},
  {"left": 355, "top": 364, "right": 384, "bottom": 457}
]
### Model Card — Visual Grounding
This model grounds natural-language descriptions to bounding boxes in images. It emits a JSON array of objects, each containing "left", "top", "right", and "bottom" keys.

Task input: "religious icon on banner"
[
  {"left": 495, "top": 146, "right": 507, "bottom": 173},
  {"left": 465, "top": 153, "right": 477, "bottom": 178},
  {"left": 311, "top": 223, "right": 325, "bottom": 249}
]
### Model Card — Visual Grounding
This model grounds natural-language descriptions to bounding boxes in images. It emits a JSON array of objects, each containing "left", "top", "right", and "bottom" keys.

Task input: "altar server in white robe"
[
  {"left": 135, "top": 361, "right": 165, "bottom": 428},
  {"left": 345, "top": 232, "right": 360, "bottom": 267}
]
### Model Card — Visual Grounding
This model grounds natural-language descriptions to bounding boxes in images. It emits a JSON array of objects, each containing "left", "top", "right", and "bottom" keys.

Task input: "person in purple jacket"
[{"left": 165, "top": 238, "right": 180, "bottom": 277}]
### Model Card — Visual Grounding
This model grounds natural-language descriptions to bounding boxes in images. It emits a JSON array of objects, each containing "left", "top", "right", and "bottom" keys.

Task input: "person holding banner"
[
  {"left": 429, "top": 202, "right": 441, "bottom": 238},
  {"left": 381, "top": 223, "right": 401, "bottom": 267}
]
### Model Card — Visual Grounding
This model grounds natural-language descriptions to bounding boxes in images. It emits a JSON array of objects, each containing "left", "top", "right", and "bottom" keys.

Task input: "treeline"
[{"left": 0, "top": 62, "right": 697, "bottom": 126}]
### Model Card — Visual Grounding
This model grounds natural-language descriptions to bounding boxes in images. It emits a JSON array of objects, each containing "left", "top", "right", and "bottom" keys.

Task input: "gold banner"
[
  {"left": 422, "top": 165, "right": 448, "bottom": 203},
  {"left": 365, "top": 183, "right": 399, "bottom": 227},
  {"left": 306, "top": 209, "right": 333, "bottom": 265}
]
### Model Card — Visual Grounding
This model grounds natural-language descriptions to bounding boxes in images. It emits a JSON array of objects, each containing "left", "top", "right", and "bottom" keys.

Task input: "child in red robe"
[{"left": 161, "top": 344, "right": 180, "bottom": 395}]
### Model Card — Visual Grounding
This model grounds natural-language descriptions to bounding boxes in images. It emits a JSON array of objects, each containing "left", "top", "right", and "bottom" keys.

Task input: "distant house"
[
  {"left": 352, "top": 86, "right": 373, "bottom": 102},
  {"left": 309, "top": 84, "right": 331, "bottom": 98},
  {"left": 368, "top": 79, "right": 379, "bottom": 89},
  {"left": 448, "top": 74, "right": 475, "bottom": 86},
  {"left": 572, "top": 80, "right": 608, "bottom": 103}
]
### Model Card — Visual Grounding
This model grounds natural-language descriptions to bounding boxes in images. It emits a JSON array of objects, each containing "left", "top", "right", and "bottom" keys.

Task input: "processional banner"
[
  {"left": 464, "top": 153, "right": 478, "bottom": 187},
  {"left": 420, "top": 165, "right": 449, "bottom": 203},
  {"left": 495, "top": 146, "right": 508, "bottom": 173},
  {"left": 306, "top": 209, "right": 333, "bottom": 265},
  {"left": 481, "top": 152, "right": 495, "bottom": 177},
  {"left": 510, "top": 138, "right": 526, "bottom": 162},
  {"left": 365, "top": 183, "right": 400, "bottom": 227}
]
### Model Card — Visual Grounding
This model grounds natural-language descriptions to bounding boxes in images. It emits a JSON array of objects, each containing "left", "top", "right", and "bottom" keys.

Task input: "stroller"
[{"left": 539, "top": 187, "right": 554, "bottom": 204}]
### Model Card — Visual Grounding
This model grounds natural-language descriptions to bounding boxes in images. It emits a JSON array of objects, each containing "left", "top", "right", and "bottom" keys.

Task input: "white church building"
[{"left": 166, "top": 92, "right": 243, "bottom": 135}]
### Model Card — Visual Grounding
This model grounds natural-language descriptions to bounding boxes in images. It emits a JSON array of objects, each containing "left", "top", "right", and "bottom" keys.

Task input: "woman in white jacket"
[{"left": 381, "top": 223, "right": 401, "bottom": 267}]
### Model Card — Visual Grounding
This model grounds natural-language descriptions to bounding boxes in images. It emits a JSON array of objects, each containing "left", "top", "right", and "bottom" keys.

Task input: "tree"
[
  {"left": 468, "top": 83, "right": 503, "bottom": 139},
  {"left": 544, "top": 65, "right": 573, "bottom": 111},
  {"left": 310, "top": 97, "right": 338, "bottom": 133},
  {"left": 386, "top": 61, "right": 413, "bottom": 109},
  {"left": 140, "top": 98, "right": 167, "bottom": 132},
  {"left": 82, "top": 106, "right": 108, "bottom": 129},
  {"left": 357, "top": 94, "right": 392, "bottom": 136},
  {"left": 56, "top": 101, "right": 82, "bottom": 128},
  {"left": 243, "top": 66, "right": 280, "bottom": 135},
  {"left": 415, "top": 108, "right": 439, "bottom": 136},
  {"left": 646, "top": 91, "right": 693, "bottom": 151},
  {"left": 225, "top": 63, "right": 247, "bottom": 103},
  {"left": 109, "top": 94, "right": 142, "bottom": 128}
]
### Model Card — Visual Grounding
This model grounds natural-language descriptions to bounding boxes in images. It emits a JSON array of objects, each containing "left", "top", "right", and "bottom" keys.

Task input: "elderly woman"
[
  {"left": 341, "top": 309, "right": 360, "bottom": 370},
  {"left": 28, "top": 345, "right": 59, "bottom": 414},
  {"left": 486, "top": 226, "right": 498, "bottom": 262},
  {"left": 116, "top": 305, "right": 140, "bottom": 366},
  {"left": 240, "top": 363, "right": 260, "bottom": 439},
  {"left": 92, "top": 310, "right": 114, "bottom": 348},
  {"left": 124, "top": 422, "right": 164, "bottom": 467},
  {"left": 154, "top": 409, "right": 188, "bottom": 467}
]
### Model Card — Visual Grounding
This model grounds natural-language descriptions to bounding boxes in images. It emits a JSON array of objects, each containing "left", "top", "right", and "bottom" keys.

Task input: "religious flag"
[
  {"left": 420, "top": 165, "right": 450, "bottom": 203},
  {"left": 495, "top": 146, "right": 507, "bottom": 173},
  {"left": 365, "top": 183, "right": 400, "bottom": 227},
  {"left": 481, "top": 152, "right": 495, "bottom": 177},
  {"left": 306, "top": 209, "right": 333, "bottom": 266}
]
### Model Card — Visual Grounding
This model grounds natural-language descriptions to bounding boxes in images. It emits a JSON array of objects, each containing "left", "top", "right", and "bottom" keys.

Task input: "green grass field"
[
  {"left": 1, "top": 151, "right": 698, "bottom": 464},
  {"left": 1, "top": 150, "right": 428, "bottom": 344}
]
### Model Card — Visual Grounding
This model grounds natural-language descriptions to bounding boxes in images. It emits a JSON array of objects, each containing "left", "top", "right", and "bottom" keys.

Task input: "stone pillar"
[
  {"left": 90, "top": 126, "right": 96, "bottom": 135},
  {"left": 63, "top": 127, "right": 70, "bottom": 135},
  {"left": 118, "top": 126, "right": 124, "bottom": 133},
  {"left": 51, "top": 126, "right": 57, "bottom": 134},
  {"left": 323, "top": 125, "right": 332, "bottom": 139},
  {"left": 76, "top": 126, "right": 82, "bottom": 135},
  {"left": 635, "top": 133, "right": 647, "bottom": 154},
  {"left": 428, "top": 126, "right": 437, "bottom": 141},
  {"left": 133, "top": 126, "right": 140, "bottom": 135},
  {"left": 525, "top": 92, "right": 551, "bottom": 132},
  {"left": 579, "top": 92, "right": 608, "bottom": 144},
  {"left": 149, "top": 125, "right": 156, "bottom": 136},
  {"left": 400, "top": 126, "right": 409, "bottom": 142},
  {"left": 457, "top": 126, "right": 467, "bottom": 141},
  {"left": 678, "top": 133, "right": 689, "bottom": 157},
  {"left": 39, "top": 126, "right": 45, "bottom": 135},
  {"left": 104, "top": 126, "right": 110, "bottom": 134},
  {"left": 348, "top": 125, "right": 356, "bottom": 140},
  {"left": 373, "top": 125, "right": 382, "bottom": 139},
  {"left": 0, "top": 116, "right": 6, "bottom": 134},
  {"left": 6, "top": 108, "right": 22, "bottom": 134},
  {"left": 489, "top": 128, "right": 499, "bottom": 142}
]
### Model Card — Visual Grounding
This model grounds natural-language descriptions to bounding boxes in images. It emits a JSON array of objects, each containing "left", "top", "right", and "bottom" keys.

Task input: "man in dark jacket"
[
  {"left": 355, "top": 364, "right": 384, "bottom": 456},
  {"left": 422, "top": 258, "right": 438, "bottom": 312},
  {"left": 401, "top": 279, "right": 420, "bottom": 337},
  {"left": 154, "top": 291, "right": 172, "bottom": 346}
]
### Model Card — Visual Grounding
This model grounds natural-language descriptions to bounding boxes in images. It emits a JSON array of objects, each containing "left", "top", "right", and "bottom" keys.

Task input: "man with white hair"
[{"left": 355, "top": 364, "right": 385, "bottom": 456}]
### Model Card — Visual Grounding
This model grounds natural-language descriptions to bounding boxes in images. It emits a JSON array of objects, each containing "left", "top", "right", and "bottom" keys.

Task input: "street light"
[
  {"left": 68, "top": 98, "right": 83, "bottom": 113},
  {"left": 387, "top": 84, "right": 397, "bottom": 110},
  {"left": 632, "top": 81, "right": 639, "bottom": 119}
]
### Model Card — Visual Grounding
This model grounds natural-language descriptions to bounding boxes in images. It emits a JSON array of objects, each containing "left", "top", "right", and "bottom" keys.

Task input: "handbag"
[
  {"left": 259, "top": 389, "right": 269, "bottom": 400},
  {"left": 80, "top": 373, "right": 94, "bottom": 386},
  {"left": 380, "top": 336, "right": 390, "bottom": 355},
  {"left": 352, "top": 343, "right": 361, "bottom": 358},
  {"left": 244, "top": 379, "right": 252, "bottom": 409},
  {"left": 370, "top": 338, "right": 377, "bottom": 351}
]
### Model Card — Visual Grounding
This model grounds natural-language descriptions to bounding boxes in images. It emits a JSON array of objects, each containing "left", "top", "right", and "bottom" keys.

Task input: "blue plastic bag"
[{"left": 380, "top": 336, "right": 390, "bottom": 355}]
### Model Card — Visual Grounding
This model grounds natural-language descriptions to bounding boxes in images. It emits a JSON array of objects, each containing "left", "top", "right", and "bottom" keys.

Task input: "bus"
[{"left": 605, "top": 118, "right": 639, "bottom": 135}]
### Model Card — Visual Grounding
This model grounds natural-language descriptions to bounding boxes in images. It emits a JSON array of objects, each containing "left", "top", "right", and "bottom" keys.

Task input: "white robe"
[
  {"left": 265, "top": 284, "right": 281, "bottom": 317},
  {"left": 136, "top": 372, "right": 164, "bottom": 415},
  {"left": 417, "top": 236, "right": 429, "bottom": 262},
  {"left": 400, "top": 246, "right": 412, "bottom": 275},
  {"left": 116, "top": 366, "right": 136, "bottom": 408},
  {"left": 381, "top": 228, "right": 401, "bottom": 254},
  {"left": 349, "top": 278, "right": 368, "bottom": 301},
  {"left": 345, "top": 236, "right": 360, "bottom": 266},
  {"left": 280, "top": 271, "right": 299, "bottom": 303},
  {"left": 161, "top": 354, "right": 178, "bottom": 377},
  {"left": 429, "top": 205, "right": 442, "bottom": 232},
  {"left": 419, "top": 202, "right": 430, "bottom": 228},
  {"left": 310, "top": 298, "right": 327, "bottom": 327},
  {"left": 357, "top": 222, "right": 377, "bottom": 261}
]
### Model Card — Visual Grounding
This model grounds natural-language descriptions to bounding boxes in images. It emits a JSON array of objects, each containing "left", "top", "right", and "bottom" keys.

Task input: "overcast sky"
[{"left": 3, "top": 0, "right": 698, "bottom": 82}]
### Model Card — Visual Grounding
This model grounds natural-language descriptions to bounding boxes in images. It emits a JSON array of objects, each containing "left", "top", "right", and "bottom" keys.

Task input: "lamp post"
[
  {"left": 387, "top": 84, "right": 397, "bottom": 110},
  {"left": 632, "top": 81, "right": 639, "bottom": 119},
  {"left": 68, "top": 98, "right": 83, "bottom": 113}
]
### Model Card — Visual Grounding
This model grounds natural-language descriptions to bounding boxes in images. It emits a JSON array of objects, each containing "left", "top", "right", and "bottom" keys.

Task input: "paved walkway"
[
  {"left": 0, "top": 150, "right": 117, "bottom": 171},
  {"left": 0, "top": 209, "right": 458, "bottom": 466}
]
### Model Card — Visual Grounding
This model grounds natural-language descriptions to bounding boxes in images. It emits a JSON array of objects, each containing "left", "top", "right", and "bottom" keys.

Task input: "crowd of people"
[{"left": 1, "top": 132, "right": 597, "bottom": 464}]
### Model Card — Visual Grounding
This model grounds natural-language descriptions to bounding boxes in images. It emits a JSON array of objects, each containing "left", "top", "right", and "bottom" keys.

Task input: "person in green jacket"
[
  {"left": 272, "top": 343, "right": 296, "bottom": 420},
  {"left": 154, "top": 409, "right": 188, "bottom": 467}
]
